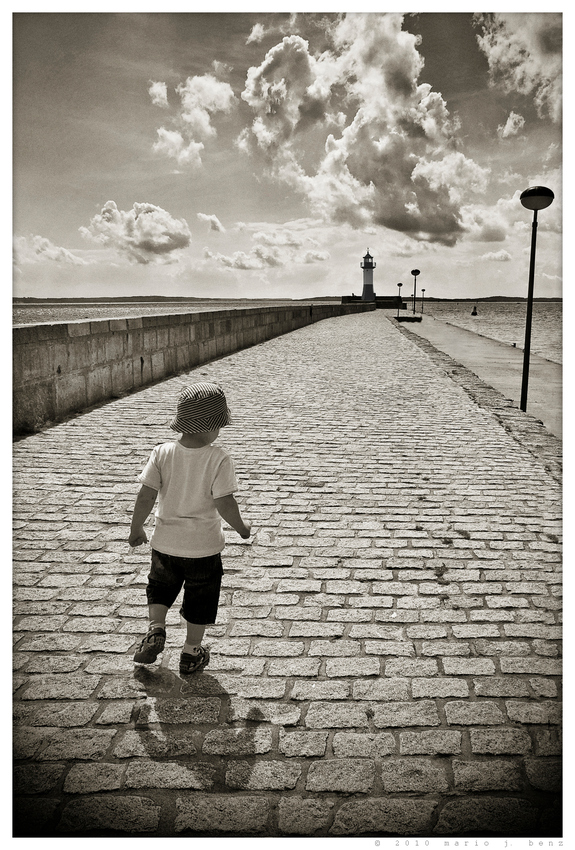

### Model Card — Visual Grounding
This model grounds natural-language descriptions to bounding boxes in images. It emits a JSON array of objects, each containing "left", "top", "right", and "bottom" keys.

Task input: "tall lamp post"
[
  {"left": 519, "top": 186, "right": 554, "bottom": 412},
  {"left": 397, "top": 283, "right": 403, "bottom": 318},
  {"left": 411, "top": 269, "right": 420, "bottom": 314},
  {"left": 421, "top": 288, "right": 426, "bottom": 314}
]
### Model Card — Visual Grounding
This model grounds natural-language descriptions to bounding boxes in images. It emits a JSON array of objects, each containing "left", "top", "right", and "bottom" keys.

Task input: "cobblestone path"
[{"left": 13, "top": 311, "right": 562, "bottom": 837}]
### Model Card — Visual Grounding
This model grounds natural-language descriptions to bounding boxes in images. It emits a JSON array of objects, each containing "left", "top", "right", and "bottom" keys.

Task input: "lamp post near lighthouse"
[
  {"left": 360, "top": 249, "right": 376, "bottom": 302},
  {"left": 411, "top": 269, "right": 420, "bottom": 314}
]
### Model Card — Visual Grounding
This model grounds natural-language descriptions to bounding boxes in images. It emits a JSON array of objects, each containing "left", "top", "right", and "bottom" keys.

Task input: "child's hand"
[
  {"left": 129, "top": 528, "right": 148, "bottom": 547},
  {"left": 240, "top": 521, "right": 252, "bottom": 539}
]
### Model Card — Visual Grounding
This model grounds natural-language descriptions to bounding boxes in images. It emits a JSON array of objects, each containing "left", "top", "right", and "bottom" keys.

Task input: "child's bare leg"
[
  {"left": 184, "top": 621, "right": 206, "bottom": 655},
  {"left": 149, "top": 603, "right": 169, "bottom": 630}
]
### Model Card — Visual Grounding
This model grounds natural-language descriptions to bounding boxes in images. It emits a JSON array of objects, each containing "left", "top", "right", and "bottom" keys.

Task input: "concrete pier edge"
[{"left": 392, "top": 319, "right": 561, "bottom": 485}]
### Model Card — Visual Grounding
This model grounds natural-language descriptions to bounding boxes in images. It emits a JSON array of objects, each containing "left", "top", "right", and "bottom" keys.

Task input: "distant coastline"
[{"left": 12, "top": 295, "right": 562, "bottom": 304}]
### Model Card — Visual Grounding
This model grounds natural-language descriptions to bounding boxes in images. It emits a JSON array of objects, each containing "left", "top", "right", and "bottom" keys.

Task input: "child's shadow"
[{"left": 132, "top": 660, "right": 266, "bottom": 791}]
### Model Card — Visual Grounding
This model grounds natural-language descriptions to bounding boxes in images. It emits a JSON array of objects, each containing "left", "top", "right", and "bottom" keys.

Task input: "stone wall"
[{"left": 13, "top": 303, "right": 374, "bottom": 435}]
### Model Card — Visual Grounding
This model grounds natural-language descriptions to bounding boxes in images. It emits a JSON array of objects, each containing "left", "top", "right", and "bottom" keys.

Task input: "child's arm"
[
  {"left": 129, "top": 484, "right": 158, "bottom": 547},
  {"left": 214, "top": 494, "right": 251, "bottom": 539}
]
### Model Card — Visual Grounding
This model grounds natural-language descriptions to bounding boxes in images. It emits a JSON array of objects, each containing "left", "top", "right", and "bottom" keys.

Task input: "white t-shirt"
[{"left": 138, "top": 440, "right": 238, "bottom": 558}]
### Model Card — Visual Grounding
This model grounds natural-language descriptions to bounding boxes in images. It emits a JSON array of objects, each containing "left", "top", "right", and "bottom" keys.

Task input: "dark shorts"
[{"left": 146, "top": 548, "right": 223, "bottom": 625}]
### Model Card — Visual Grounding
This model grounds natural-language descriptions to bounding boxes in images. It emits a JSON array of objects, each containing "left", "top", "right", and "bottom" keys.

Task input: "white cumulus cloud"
[
  {"left": 14, "top": 234, "right": 87, "bottom": 265},
  {"left": 204, "top": 225, "right": 329, "bottom": 270},
  {"left": 481, "top": 249, "right": 512, "bottom": 262},
  {"left": 238, "top": 14, "right": 489, "bottom": 247},
  {"left": 198, "top": 213, "right": 225, "bottom": 232},
  {"left": 475, "top": 13, "right": 562, "bottom": 123},
  {"left": 148, "top": 80, "right": 169, "bottom": 108},
  {"left": 151, "top": 74, "right": 236, "bottom": 168},
  {"left": 153, "top": 128, "right": 204, "bottom": 169},
  {"left": 79, "top": 201, "right": 191, "bottom": 264},
  {"left": 247, "top": 24, "right": 266, "bottom": 45},
  {"left": 497, "top": 111, "right": 525, "bottom": 139}
]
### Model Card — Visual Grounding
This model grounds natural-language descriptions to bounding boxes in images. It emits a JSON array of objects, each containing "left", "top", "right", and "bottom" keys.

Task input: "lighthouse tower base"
[{"left": 361, "top": 283, "right": 375, "bottom": 302}]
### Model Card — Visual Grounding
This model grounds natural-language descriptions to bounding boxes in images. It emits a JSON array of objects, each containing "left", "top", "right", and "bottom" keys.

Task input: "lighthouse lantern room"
[{"left": 360, "top": 249, "right": 376, "bottom": 302}]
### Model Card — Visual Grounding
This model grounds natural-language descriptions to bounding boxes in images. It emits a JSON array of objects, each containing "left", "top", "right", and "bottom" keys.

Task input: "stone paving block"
[
  {"left": 380, "top": 757, "right": 449, "bottom": 792},
  {"left": 525, "top": 757, "right": 562, "bottom": 791},
  {"left": 305, "top": 701, "right": 369, "bottom": 728},
  {"left": 331, "top": 731, "right": 395, "bottom": 757},
  {"left": 230, "top": 620, "right": 284, "bottom": 637},
  {"left": 445, "top": 700, "right": 505, "bottom": 725},
  {"left": 506, "top": 700, "right": 561, "bottom": 724},
  {"left": 501, "top": 657, "right": 561, "bottom": 675},
  {"left": 268, "top": 658, "right": 321, "bottom": 677},
  {"left": 385, "top": 658, "right": 438, "bottom": 677},
  {"left": 421, "top": 640, "right": 470, "bottom": 655},
  {"left": 59, "top": 795, "right": 161, "bottom": 833},
  {"left": 175, "top": 795, "right": 270, "bottom": 833},
  {"left": 98, "top": 678, "right": 148, "bottom": 700},
  {"left": 306, "top": 757, "right": 375, "bottom": 792},
  {"left": 291, "top": 680, "right": 349, "bottom": 700},
  {"left": 37, "top": 728, "right": 117, "bottom": 761},
  {"left": 277, "top": 796, "right": 334, "bottom": 834},
  {"left": 126, "top": 760, "right": 216, "bottom": 790},
  {"left": 136, "top": 697, "right": 221, "bottom": 725},
  {"left": 14, "top": 763, "right": 65, "bottom": 794},
  {"left": 530, "top": 676, "right": 558, "bottom": 697},
  {"left": 399, "top": 730, "right": 462, "bottom": 754},
  {"left": 352, "top": 678, "right": 410, "bottom": 701},
  {"left": 534, "top": 729, "right": 562, "bottom": 756},
  {"left": 452, "top": 758, "right": 523, "bottom": 791},
  {"left": 433, "top": 797, "right": 538, "bottom": 835},
  {"left": 226, "top": 759, "right": 301, "bottom": 789},
  {"left": 252, "top": 639, "right": 305, "bottom": 655},
  {"left": 14, "top": 701, "right": 99, "bottom": 726},
  {"left": 228, "top": 698, "right": 301, "bottom": 725},
  {"left": 202, "top": 728, "right": 272, "bottom": 755},
  {"left": 308, "top": 639, "right": 360, "bottom": 656},
  {"left": 279, "top": 730, "right": 328, "bottom": 757},
  {"left": 442, "top": 658, "right": 496, "bottom": 675},
  {"left": 470, "top": 728, "right": 532, "bottom": 754},
  {"left": 113, "top": 729, "right": 198, "bottom": 758},
  {"left": 473, "top": 677, "right": 531, "bottom": 697},
  {"left": 330, "top": 798, "right": 437, "bottom": 835},
  {"left": 325, "top": 657, "right": 380, "bottom": 677},
  {"left": 63, "top": 763, "right": 124, "bottom": 793}
]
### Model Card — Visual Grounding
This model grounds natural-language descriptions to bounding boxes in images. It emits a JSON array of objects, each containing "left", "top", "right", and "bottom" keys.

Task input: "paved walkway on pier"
[
  {"left": 404, "top": 314, "right": 562, "bottom": 439},
  {"left": 13, "top": 311, "right": 562, "bottom": 838}
]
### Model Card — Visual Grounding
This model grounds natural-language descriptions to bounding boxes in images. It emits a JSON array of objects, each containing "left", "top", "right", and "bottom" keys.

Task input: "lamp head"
[{"left": 520, "top": 186, "right": 554, "bottom": 211}]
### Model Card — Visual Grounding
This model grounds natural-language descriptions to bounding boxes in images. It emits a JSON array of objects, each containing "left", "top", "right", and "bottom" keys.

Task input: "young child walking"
[{"left": 129, "top": 381, "right": 251, "bottom": 674}]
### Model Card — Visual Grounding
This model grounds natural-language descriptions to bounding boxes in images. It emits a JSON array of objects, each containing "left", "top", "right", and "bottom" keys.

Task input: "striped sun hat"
[{"left": 169, "top": 382, "right": 232, "bottom": 433}]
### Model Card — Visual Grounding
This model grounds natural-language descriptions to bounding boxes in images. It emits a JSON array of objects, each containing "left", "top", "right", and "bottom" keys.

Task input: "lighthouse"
[{"left": 360, "top": 249, "right": 376, "bottom": 302}]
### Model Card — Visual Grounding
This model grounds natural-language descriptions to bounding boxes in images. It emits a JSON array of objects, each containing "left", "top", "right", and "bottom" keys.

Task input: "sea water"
[
  {"left": 13, "top": 298, "right": 562, "bottom": 365},
  {"left": 423, "top": 300, "right": 562, "bottom": 365}
]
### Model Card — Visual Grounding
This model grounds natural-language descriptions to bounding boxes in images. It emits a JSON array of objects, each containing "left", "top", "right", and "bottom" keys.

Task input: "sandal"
[
  {"left": 134, "top": 626, "right": 166, "bottom": 664},
  {"left": 179, "top": 645, "right": 210, "bottom": 675}
]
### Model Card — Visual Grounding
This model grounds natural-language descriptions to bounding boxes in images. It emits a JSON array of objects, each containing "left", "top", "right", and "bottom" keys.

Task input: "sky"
[{"left": 12, "top": 7, "right": 563, "bottom": 301}]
